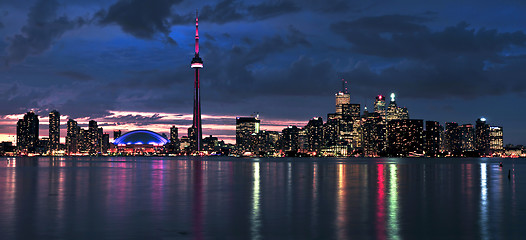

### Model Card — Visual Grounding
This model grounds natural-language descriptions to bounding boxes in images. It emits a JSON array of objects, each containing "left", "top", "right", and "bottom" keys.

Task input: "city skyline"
[{"left": 1, "top": 0, "right": 526, "bottom": 145}]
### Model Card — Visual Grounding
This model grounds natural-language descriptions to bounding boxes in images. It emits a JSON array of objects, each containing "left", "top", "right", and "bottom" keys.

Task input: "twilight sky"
[{"left": 1, "top": 0, "right": 526, "bottom": 145}]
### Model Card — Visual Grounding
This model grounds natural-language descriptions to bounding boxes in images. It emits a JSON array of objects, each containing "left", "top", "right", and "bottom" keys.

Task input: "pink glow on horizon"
[{"left": 0, "top": 110, "right": 309, "bottom": 145}]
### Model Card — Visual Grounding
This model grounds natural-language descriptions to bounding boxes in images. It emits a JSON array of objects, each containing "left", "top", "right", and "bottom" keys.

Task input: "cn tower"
[{"left": 190, "top": 10, "right": 203, "bottom": 152}]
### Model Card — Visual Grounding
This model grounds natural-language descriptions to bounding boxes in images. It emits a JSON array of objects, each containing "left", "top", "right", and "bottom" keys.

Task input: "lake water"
[{"left": 0, "top": 157, "right": 524, "bottom": 239}]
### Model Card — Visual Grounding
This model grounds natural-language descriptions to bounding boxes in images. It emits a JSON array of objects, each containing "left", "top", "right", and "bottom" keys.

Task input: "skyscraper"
[
  {"left": 335, "top": 78, "right": 350, "bottom": 114},
  {"left": 444, "top": 122, "right": 461, "bottom": 156},
  {"left": 387, "top": 119, "right": 424, "bottom": 157},
  {"left": 459, "top": 124, "right": 475, "bottom": 152},
  {"left": 49, "top": 110, "right": 60, "bottom": 152},
  {"left": 66, "top": 119, "right": 79, "bottom": 154},
  {"left": 424, "top": 121, "right": 441, "bottom": 157},
  {"left": 374, "top": 95, "right": 386, "bottom": 117},
  {"left": 16, "top": 111, "right": 39, "bottom": 153},
  {"left": 190, "top": 10, "right": 204, "bottom": 152},
  {"left": 489, "top": 126, "right": 503, "bottom": 153},
  {"left": 305, "top": 117, "right": 324, "bottom": 153},
  {"left": 475, "top": 118, "right": 490, "bottom": 156},
  {"left": 236, "top": 116, "right": 260, "bottom": 153}
]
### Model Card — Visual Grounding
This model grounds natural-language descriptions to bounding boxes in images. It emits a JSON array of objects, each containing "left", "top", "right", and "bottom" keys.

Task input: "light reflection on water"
[{"left": 0, "top": 157, "right": 524, "bottom": 239}]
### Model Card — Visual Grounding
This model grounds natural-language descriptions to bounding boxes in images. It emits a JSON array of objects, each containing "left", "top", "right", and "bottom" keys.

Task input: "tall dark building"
[
  {"left": 424, "top": 121, "right": 441, "bottom": 157},
  {"left": 444, "top": 122, "right": 461, "bottom": 156},
  {"left": 387, "top": 119, "right": 424, "bottom": 157},
  {"left": 102, "top": 133, "right": 110, "bottom": 154},
  {"left": 66, "top": 119, "right": 79, "bottom": 154},
  {"left": 49, "top": 110, "right": 60, "bottom": 152},
  {"left": 190, "top": 11, "right": 204, "bottom": 152},
  {"left": 88, "top": 120, "right": 100, "bottom": 154},
  {"left": 475, "top": 118, "right": 490, "bottom": 156},
  {"left": 282, "top": 126, "right": 300, "bottom": 152},
  {"left": 236, "top": 117, "right": 260, "bottom": 153},
  {"left": 16, "top": 111, "right": 39, "bottom": 153},
  {"left": 362, "top": 110, "right": 384, "bottom": 157},
  {"left": 113, "top": 130, "right": 121, "bottom": 141},
  {"left": 459, "top": 124, "right": 475, "bottom": 152},
  {"left": 305, "top": 117, "right": 324, "bottom": 152}
]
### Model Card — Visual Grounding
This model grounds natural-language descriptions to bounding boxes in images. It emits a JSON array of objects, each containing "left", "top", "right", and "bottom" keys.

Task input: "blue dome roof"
[{"left": 114, "top": 130, "right": 169, "bottom": 145}]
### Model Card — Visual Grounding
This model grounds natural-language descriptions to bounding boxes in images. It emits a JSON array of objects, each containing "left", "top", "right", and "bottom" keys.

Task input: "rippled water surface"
[{"left": 0, "top": 157, "right": 524, "bottom": 239}]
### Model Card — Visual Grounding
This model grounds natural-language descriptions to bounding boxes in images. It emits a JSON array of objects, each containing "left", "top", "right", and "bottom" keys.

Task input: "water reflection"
[
  {"left": 0, "top": 157, "right": 524, "bottom": 239},
  {"left": 251, "top": 162, "right": 261, "bottom": 240},
  {"left": 388, "top": 164, "right": 399, "bottom": 240},
  {"left": 480, "top": 163, "right": 488, "bottom": 240}
]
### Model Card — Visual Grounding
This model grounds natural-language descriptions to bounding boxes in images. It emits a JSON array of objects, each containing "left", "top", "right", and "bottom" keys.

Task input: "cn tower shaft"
[{"left": 191, "top": 11, "right": 203, "bottom": 152}]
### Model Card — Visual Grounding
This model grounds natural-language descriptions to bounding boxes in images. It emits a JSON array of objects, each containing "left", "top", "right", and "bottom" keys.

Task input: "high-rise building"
[
  {"left": 444, "top": 122, "right": 461, "bottom": 156},
  {"left": 282, "top": 126, "right": 300, "bottom": 152},
  {"left": 489, "top": 126, "right": 503, "bottom": 153},
  {"left": 374, "top": 95, "right": 386, "bottom": 117},
  {"left": 49, "top": 110, "right": 60, "bottom": 152},
  {"left": 387, "top": 119, "right": 424, "bottom": 157},
  {"left": 324, "top": 113, "right": 340, "bottom": 147},
  {"left": 102, "top": 133, "right": 110, "bottom": 154},
  {"left": 475, "top": 118, "right": 490, "bottom": 156},
  {"left": 113, "top": 130, "right": 121, "bottom": 141},
  {"left": 362, "top": 110, "right": 384, "bottom": 157},
  {"left": 236, "top": 117, "right": 260, "bottom": 153},
  {"left": 335, "top": 92, "right": 350, "bottom": 114},
  {"left": 386, "top": 93, "right": 409, "bottom": 122},
  {"left": 190, "top": 11, "right": 204, "bottom": 152},
  {"left": 424, "top": 121, "right": 441, "bottom": 157},
  {"left": 16, "top": 111, "right": 39, "bottom": 153},
  {"left": 459, "top": 124, "right": 475, "bottom": 152},
  {"left": 305, "top": 117, "right": 324, "bottom": 152},
  {"left": 342, "top": 103, "right": 360, "bottom": 120},
  {"left": 88, "top": 120, "right": 100, "bottom": 154},
  {"left": 66, "top": 119, "right": 79, "bottom": 154}
]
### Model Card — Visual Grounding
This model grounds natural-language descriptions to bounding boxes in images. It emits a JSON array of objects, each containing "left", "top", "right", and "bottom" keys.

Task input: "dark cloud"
[
  {"left": 332, "top": 15, "right": 526, "bottom": 99},
  {"left": 56, "top": 71, "right": 93, "bottom": 81},
  {"left": 4, "top": 0, "right": 86, "bottom": 65},
  {"left": 247, "top": 1, "right": 300, "bottom": 20},
  {"left": 98, "top": 0, "right": 184, "bottom": 41},
  {"left": 0, "top": 21, "right": 4, "bottom": 29},
  {"left": 200, "top": 0, "right": 243, "bottom": 24}
]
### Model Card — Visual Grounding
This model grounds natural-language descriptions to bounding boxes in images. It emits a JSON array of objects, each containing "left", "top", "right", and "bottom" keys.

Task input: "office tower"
[
  {"left": 342, "top": 103, "right": 360, "bottom": 120},
  {"left": 66, "top": 119, "right": 79, "bottom": 154},
  {"left": 362, "top": 111, "right": 384, "bottom": 157},
  {"left": 444, "top": 122, "right": 461, "bottom": 156},
  {"left": 335, "top": 78, "right": 351, "bottom": 114},
  {"left": 489, "top": 126, "right": 503, "bottom": 153},
  {"left": 113, "top": 130, "right": 121, "bottom": 141},
  {"left": 282, "top": 126, "right": 300, "bottom": 152},
  {"left": 202, "top": 135, "right": 219, "bottom": 152},
  {"left": 335, "top": 92, "right": 350, "bottom": 114},
  {"left": 305, "top": 117, "right": 324, "bottom": 152},
  {"left": 374, "top": 95, "right": 386, "bottom": 117},
  {"left": 386, "top": 93, "right": 409, "bottom": 122},
  {"left": 459, "top": 124, "right": 475, "bottom": 152},
  {"left": 298, "top": 129, "right": 309, "bottom": 152},
  {"left": 324, "top": 113, "right": 340, "bottom": 147},
  {"left": 49, "top": 110, "right": 60, "bottom": 151},
  {"left": 387, "top": 119, "right": 424, "bottom": 157},
  {"left": 102, "top": 133, "right": 110, "bottom": 153},
  {"left": 190, "top": 11, "right": 204, "bottom": 152},
  {"left": 424, "top": 121, "right": 440, "bottom": 157},
  {"left": 16, "top": 111, "right": 39, "bottom": 153},
  {"left": 168, "top": 126, "right": 180, "bottom": 153},
  {"left": 475, "top": 118, "right": 490, "bottom": 156},
  {"left": 236, "top": 116, "right": 260, "bottom": 153},
  {"left": 88, "top": 120, "right": 100, "bottom": 154}
]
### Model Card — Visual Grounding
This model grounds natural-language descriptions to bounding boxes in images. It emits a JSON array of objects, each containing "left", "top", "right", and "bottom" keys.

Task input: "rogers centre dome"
[{"left": 113, "top": 130, "right": 169, "bottom": 146}]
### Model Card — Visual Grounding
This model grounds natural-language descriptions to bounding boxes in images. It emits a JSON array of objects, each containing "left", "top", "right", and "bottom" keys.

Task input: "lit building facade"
[
  {"left": 489, "top": 126, "right": 503, "bottom": 153},
  {"left": 236, "top": 116, "right": 260, "bottom": 153},
  {"left": 444, "top": 122, "right": 461, "bottom": 156},
  {"left": 475, "top": 118, "right": 490, "bottom": 156},
  {"left": 387, "top": 119, "right": 424, "bottom": 157},
  {"left": 459, "top": 124, "right": 475, "bottom": 152},
  {"left": 49, "top": 110, "right": 60, "bottom": 152},
  {"left": 424, "top": 121, "right": 441, "bottom": 157},
  {"left": 16, "top": 111, "right": 39, "bottom": 154}
]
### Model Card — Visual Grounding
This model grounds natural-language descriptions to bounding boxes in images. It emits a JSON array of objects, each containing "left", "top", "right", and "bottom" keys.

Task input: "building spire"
[
  {"left": 341, "top": 78, "right": 348, "bottom": 94},
  {"left": 195, "top": 9, "right": 199, "bottom": 56}
]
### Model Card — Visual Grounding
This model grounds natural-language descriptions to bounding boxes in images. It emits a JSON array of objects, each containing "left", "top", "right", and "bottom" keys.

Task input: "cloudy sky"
[{"left": 1, "top": 0, "right": 525, "bottom": 144}]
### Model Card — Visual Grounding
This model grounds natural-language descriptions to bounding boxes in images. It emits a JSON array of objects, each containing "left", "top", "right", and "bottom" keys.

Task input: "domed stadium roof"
[{"left": 113, "top": 130, "right": 169, "bottom": 145}]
